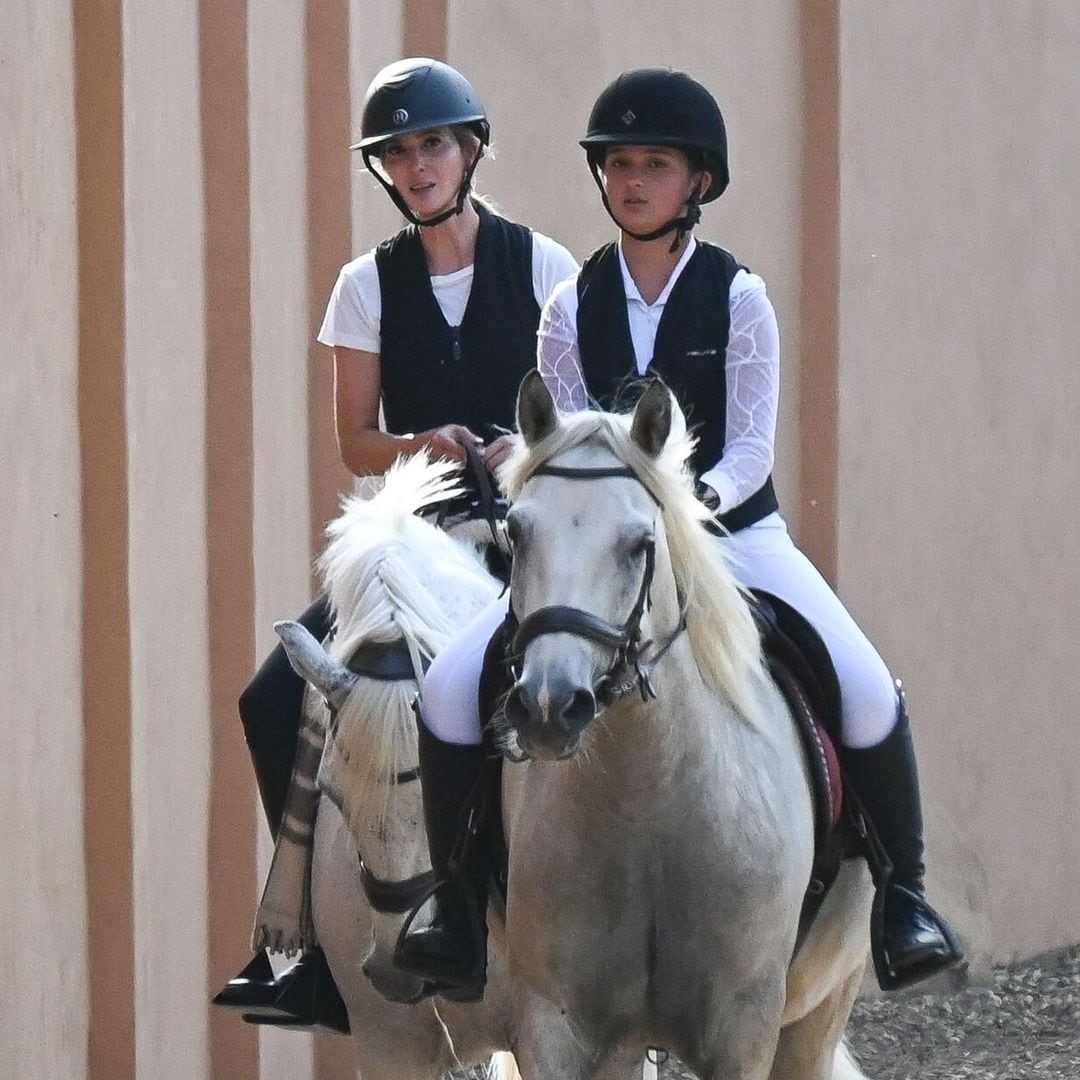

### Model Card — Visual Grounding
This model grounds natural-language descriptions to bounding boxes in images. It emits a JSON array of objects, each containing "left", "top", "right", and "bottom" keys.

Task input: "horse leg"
[
  {"left": 683, "top": 976, "right": 788, "bottom": 1080},
  {"left": 768, "top": 967, "right": 866, "bottom": 1080},
  {"left": 512, "top": 993, "right": 606, "bottom": 1080}
]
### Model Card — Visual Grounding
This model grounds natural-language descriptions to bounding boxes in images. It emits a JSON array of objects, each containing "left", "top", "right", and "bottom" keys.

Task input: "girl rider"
[
  {"left": 214, "top": 57, "right": 576, "bottom": 1026},
  {"left": 396, "top": 68, "right": 962, "bottom": 1002}
]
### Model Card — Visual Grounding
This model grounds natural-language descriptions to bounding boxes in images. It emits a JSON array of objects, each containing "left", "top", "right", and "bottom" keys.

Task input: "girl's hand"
[
  {"left": 421, "top": 424, "right": 482, "bottom": 463},
  {"left": 483, "top": 432, "right": 522, "bottom": 473}
]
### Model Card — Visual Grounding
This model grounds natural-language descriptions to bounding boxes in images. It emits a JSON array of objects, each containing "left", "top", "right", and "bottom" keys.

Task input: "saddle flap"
[
  {"left": 749, "top": 589, "right": 842, "bottom": 745},
  {"left": 767, "top": 659, "right": 843, "bottom": 839}
]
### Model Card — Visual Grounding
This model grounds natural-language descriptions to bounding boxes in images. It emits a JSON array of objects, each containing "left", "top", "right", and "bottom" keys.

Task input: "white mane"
[
  {"left": 315, "top": 452, "right": 500, "bottom": 829},
  {"left": 502, "top": 405, "right": 770, "bottom": 726}
]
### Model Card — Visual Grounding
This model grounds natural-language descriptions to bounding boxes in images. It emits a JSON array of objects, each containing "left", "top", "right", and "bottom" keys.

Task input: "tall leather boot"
[
  {"left": 393, "top": 721, "right": 493, "bottom": 1002},
  {"left": 842, "top": 689, "right": 964, "bottom": 991}
]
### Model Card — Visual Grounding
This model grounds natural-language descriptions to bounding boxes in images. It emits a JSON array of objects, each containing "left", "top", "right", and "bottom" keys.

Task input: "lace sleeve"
[
  {"left": 697, "top": 275, "right": 779, "bottom": 511},
  {"left": 537, "top": 284, "right": 588, "bottom": 412}
]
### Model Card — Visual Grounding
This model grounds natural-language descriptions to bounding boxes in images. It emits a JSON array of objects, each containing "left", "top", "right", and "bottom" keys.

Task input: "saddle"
[{"left": 745, "top": 591, "right": 858, "bottom": 942}]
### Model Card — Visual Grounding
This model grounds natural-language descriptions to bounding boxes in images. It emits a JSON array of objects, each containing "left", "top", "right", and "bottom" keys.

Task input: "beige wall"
[
  {"left": 248, "top": 4, "right": 320, "bottom": 1077},
  {"left": 2, "top": 3, "right": 88, "bottom": 1078},
  {"left": 4, "top": 1, "right": 1078, "bottom": 1077},
  {"left": 836, "top": 1, "right": 1080, "bottom": 961}
]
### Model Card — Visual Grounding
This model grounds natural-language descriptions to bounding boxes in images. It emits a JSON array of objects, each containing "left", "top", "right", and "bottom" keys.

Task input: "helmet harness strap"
[
  {"left": 362, "top": 143, "right": 484, "bottom": 229},
  {"left": 589, "top": 157, "right": 704, "bottom": 253}
]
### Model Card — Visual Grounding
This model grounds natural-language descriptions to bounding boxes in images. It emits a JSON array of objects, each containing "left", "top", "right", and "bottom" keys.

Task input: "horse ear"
[
  {"left": 274, "top": 620, "right": 358, "bottom": 712},
  {"left": 630, "top": 379, "right": 672, "bottom": 458},
  {"left": 517, "top": 370, "right": 558, "bottom": 447}
]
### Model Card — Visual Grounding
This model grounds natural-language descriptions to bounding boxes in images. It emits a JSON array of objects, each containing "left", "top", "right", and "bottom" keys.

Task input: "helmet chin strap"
[
  {"left": 363, "top": 146, "right": 484, "bottom": 228},
  {"left": 589, "top": 162, "right": 703, "bottom": 253}
]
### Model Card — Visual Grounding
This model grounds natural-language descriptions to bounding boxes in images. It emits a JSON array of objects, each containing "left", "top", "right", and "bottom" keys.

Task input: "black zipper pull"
[{"left": 450, "top": 326, "right": 462, "bottom": 364}]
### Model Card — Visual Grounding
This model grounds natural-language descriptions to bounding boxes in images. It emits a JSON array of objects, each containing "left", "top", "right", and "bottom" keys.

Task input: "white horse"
[
  {"left": 493, "top": 373, "right": 873, "bottom": 1080},
  {"left": 275, "top": 453, "right": 658, "bottom": 1080},
  {"left": 267, "top": 453, "right": 518, "bottom": 1079}
]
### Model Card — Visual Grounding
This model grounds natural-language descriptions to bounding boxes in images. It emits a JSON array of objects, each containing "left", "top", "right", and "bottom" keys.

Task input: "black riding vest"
[
  {"left": 375, "top": 200, "right": 539, "bottom": 437},
  {"left": 576, "top": 240, "right": 779, "bottom": 533}
]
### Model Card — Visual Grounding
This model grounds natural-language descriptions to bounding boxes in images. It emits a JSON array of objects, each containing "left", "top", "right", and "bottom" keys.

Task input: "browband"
[{"left": 528, "top": 464, "right": 663, "bottom": 509}]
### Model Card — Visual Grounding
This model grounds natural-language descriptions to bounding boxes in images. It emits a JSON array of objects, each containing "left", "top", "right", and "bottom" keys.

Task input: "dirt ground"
[{"left": 658, "top": 944, "right": 1080, "bottom": 1079}]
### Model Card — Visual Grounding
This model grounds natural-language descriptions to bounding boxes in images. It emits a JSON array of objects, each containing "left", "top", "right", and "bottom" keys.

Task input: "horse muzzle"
[{"left": 503, "top": 679, "right": 597, "bottom": 760}]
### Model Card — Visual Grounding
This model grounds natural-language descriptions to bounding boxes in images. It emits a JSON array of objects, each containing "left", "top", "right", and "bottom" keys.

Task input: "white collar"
[{"left": 616, "top": 235, "right": 698, "bottom": 308}]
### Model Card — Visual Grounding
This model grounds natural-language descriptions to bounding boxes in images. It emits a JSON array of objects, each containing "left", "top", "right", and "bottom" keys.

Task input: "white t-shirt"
[
  {"left": 318, "top": 229, "right": 578, "bottom": 353},
  {"left": 537, "top": 236, "right": 780, "bottom": 515}
]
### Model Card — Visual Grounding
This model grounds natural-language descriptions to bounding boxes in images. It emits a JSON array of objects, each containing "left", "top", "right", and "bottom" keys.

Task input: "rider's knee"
[{"left": 837, "top": 657, "right": 899, "bottom": 749}]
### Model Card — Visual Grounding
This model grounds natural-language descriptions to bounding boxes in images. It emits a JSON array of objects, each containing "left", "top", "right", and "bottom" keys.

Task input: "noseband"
[
  {"left": 355, "top": 764, "right": 437, "bottom": 916},
  {"left": 510, "top": 464, "right": 687, "bottom": 706}
]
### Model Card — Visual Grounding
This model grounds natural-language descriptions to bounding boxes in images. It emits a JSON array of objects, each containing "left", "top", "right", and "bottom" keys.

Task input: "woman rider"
[
  {"left": 214, "top": 57, "right": 576, "bottom": 1026},
  {"left": 396, "top": 68, "right": 963, "bottom": 1002}
]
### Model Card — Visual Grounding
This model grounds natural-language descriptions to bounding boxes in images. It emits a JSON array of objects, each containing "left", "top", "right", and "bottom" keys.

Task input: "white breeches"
[{"left": 422, "top": 513, "right": 898, "bottom": 750}]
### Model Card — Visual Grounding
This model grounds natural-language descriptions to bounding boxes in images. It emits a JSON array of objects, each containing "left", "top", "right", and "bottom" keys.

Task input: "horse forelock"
[{"left": 504, "top": 405, "right": 771, "bottom": 730}]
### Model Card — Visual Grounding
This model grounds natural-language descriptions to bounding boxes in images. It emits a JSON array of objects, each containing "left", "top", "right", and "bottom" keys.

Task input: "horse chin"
[{"left": 516, "top": 729, "right": 584, "bottom": 762}]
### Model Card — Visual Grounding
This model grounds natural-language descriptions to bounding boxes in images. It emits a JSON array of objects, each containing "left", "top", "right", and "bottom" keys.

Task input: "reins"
[{"left": 509, "top": 463, "right": 687, "bottom": 706}]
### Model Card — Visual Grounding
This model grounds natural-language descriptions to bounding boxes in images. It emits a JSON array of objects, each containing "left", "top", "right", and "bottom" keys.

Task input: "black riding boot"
[
  {"left": 842, "top": 691, "right": 964, "bottom": 991},
  {"left": 393, "top": 721, "right": 493, "bottom": 1002},
  {"left": 214, "top": 596, "right": 349, "bottom": 1033}
]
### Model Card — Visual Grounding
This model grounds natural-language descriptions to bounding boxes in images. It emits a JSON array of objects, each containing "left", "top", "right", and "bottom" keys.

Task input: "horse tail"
[{"left": 831, "top": 1041, "right": 868, "bottom": 1080}]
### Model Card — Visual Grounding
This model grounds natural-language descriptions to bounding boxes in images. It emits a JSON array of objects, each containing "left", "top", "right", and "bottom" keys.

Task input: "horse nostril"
[
  {"left": 560, "top": 688, "right": 596, "bottom": 733},
  {"left": 504, "top": 684, "right": 536, "bottom": 729}
]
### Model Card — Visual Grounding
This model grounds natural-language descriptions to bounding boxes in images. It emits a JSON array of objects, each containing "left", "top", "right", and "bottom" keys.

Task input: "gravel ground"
[{"left": 658, "top": 945, "right": 1080, "bottom": 1079}]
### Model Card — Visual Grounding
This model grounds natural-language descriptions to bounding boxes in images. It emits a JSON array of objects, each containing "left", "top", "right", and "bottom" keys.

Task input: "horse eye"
[{"left": 505, "top": 515, "right": 521, "bottom": 546}]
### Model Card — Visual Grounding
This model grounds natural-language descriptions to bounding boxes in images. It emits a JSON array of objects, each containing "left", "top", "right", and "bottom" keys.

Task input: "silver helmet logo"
[
  {"left": 392, "top": 108, "right": 409, "bottom": 126},
  {"left": 621, "top": 109, "right": 636, "bottom": 126}
]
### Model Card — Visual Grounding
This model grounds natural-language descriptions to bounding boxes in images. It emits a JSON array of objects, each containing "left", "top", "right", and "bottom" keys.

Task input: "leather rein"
[{"left": 509, "top": 464, "right": 688, "bottom": 707}]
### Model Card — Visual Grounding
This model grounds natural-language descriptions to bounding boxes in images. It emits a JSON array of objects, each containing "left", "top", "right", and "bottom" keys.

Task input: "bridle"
[
  {"left": 332, "top": 640, "right": 437, "bottom": 914},
  {"left": 355, "top": 769, "right": 437, "bottom": 916},
  {"left": 508, "top": 463, "right": 688, "bottom": 707}
]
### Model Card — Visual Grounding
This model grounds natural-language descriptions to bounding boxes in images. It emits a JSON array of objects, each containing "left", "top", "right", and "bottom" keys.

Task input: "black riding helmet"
[
  {"left": 351, "top": 58, "right": 491, "bottom": 228},
  {"left": 581, "top": 69, "right": 729, "bottom": 245}
]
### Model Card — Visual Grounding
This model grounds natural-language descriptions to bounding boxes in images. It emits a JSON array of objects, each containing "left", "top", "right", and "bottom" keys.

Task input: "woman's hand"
[
  {"left": 420, "top": 424, "right": 483, "bottom": 463},
  {"left": 483, "top": 433, "right": 522, "bottom": 473}
]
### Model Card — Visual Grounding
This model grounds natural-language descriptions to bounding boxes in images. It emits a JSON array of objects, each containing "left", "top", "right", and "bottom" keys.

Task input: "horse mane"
[
  {"left": 502, "top": 404, "right": 771, "bottom": 727},
  {"left": 314, "top": 452, "right": 501, "bottom": 828}
]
